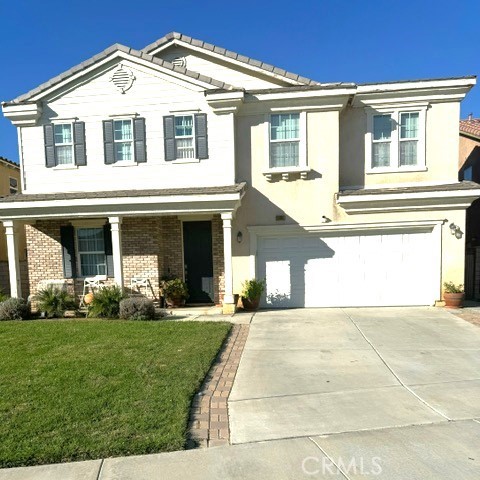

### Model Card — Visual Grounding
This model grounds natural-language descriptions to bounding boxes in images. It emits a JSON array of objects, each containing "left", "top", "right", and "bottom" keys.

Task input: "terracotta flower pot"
[
  {"left": 166, "top": 296, "right": 186, "bottom": 308},
  {"left": 443, "top": 292, "right": 464, "bottom": 309},
  {"left": 242, "top": 297, "right": 260, "bottom": 311}
]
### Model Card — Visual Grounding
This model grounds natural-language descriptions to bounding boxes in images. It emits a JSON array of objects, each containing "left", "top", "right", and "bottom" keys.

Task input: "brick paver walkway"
[
  {"left": 187, "top": 324, "right": 250, "bottom": 448},
  {"left": 452, "top": 307, "right": 480, "bottom": 327}
]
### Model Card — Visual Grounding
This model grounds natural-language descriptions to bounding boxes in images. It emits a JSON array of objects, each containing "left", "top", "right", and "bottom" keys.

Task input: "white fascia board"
[
  {"left": 338, "top": 188, "right": 480, "bottom": 204},
  {"left": 148, "top": 39, "right": 306, "bottom": 86},
  {"left": 0, "top": 192, "right": 243, "bottom": 221},
  {"left": 205, "top": 90, "right": 245, "bottom": 113},
  {"left": 247, "top": 88, "right": 356, "bottom": 103},
  {"left": 357, "top": 77, "right": 476, "bottom": 94},
  {"left": 337, "top": 189, "right": 480, "bottom": 214},
  {"left": 26, "top": 52, "right": 213, "bottom": 104}
]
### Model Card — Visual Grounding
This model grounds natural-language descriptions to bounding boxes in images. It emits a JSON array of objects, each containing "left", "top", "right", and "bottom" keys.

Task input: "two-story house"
[{"left": 2, "top": 32, "right": 479, "bottom": 312}]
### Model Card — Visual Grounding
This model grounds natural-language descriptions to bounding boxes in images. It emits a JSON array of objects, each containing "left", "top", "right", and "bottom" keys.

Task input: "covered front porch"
[{"left": 0, "top": 184, "right": 246, "bottom": 314}]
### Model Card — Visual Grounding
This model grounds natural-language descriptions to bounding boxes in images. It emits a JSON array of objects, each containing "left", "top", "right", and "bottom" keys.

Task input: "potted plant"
[
  {"left": 241, "top": 279, "right": 265, "bottom": 311},
  {"left": 161, "top": 278, "right": 189, "bottom": 308},
  {"left": 443, "top": 281, "right": 465, "bottom": 308}
]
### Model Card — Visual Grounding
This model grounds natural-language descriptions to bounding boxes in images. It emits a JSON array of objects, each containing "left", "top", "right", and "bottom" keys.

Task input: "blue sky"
[{"left": 1, "top": 0, "right": 479, "bottom": 162}]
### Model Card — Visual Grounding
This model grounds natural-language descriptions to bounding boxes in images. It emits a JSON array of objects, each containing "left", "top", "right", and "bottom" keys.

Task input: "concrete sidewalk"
[{"left": 2, "top": 420, "right": 480, "bottom": 479}]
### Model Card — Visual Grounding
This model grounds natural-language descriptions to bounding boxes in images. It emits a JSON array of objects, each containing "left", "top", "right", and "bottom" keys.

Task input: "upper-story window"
[
  {"left": 270, "top": 113, "right": 300, "bottom": 168},
  {"left": 44, "top": 121, "right": 86, "bottom": 168},
  {"left": 54, "top": 123, "right": 74, "bottom": 165},
  {"left": 175, "top": 115, "right": 195, "bottom": 159},
  {"left": 103, "top": 117, "right": 146, "bottom": 165},
  {"left": 367, "top": 107, "right": 426, "bottom": 172},
  {"left": 164, "top": 114, "right": 208, "bottom": 162},
  {"left": 113, "top": 119, "right": 134, "bottom": 161},
  {"left": 9, "top": 177, "right": 18, "bottom": 194}
]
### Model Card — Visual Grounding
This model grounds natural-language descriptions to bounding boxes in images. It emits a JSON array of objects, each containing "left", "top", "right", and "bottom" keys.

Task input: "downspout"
[{"left": 16, "top": 127, "right": 26, "bottom": 192}]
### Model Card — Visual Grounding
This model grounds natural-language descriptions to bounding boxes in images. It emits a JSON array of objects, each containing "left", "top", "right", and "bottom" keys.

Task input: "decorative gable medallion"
[{"left": 109, "top": 64, "right": 135, "bottom": 94}]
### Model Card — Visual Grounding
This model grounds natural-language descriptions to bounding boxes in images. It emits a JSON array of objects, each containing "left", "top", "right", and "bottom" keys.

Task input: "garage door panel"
[{"left": 258, "top": 231, "right": 437, "bottom": 308}]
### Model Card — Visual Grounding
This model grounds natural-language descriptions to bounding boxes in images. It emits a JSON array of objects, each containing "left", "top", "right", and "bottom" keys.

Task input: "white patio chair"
[
  {"left": 129, "top": 277, "right": 158, "bottom": 302},
  {"left": 79, "top": 275, "right": 107, "bottom": 308}
]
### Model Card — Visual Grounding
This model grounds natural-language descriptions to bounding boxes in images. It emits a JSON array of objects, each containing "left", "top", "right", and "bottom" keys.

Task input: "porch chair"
[
  {"left": 129, "top": 277, "right": 158, "bottom": 304},
  {"left": 79, "top": 275, "right": 107, "bottom": 309}
]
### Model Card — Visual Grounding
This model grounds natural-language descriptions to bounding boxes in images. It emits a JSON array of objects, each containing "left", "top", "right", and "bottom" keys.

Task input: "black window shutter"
[
  {"left": 163, "top": 115, "right": 176, "bottom": 161},
  {"left": 103, "top": 224, "right": 114, "bottom": 277},
  {"left": 195, "top": 113, "right": 208, "bottom": 160},
  {"left": 60, "top": 225, "right": 76, "bottom": 278},
  {"left": 44, "top": 124, "right": 56, "bottom": 168},
  {"left": 73, "top": 121, "right": 87, "bottom": 166},
  {"left": 103, "top": 120, "right": 115, "bottom": 164},
  {"left": 133, "top": 117, "right": 147, "bottom": 163}
]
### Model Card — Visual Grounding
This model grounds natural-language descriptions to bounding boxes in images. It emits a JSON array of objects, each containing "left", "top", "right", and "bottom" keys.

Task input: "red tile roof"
[{"left": 460, "top": 118, "right": 480, "bottom": 139}]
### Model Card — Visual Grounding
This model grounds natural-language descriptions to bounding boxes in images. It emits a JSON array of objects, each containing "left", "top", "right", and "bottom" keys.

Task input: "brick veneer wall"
[
  {"left": 0, "top": 260, "right": 30, "bottom": 298},
  {"left": 212, "top": 215, "right": 225, "bottom": 305},
  {"left": 24, "top": 215, "right": 226, "bottom": 307}
]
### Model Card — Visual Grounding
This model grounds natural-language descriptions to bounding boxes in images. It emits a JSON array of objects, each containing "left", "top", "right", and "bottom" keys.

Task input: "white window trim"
[
  {"left": 52, "top": 122, "right": 75, "bottom": 166},
  {"left": 174, "top": 114, "right": 196, "bottom": 161},
  {"left": 365, "top": 106, "right": 427, "bottom": 173},
  {"left": 263, "top": 112, "right": 309, "bottom": 180},
  {"left": 113, "top": 118, "right": 135, "bottom": 163},
  {"left": 75, "top": 226, "right": 107, "bottom": 278}
]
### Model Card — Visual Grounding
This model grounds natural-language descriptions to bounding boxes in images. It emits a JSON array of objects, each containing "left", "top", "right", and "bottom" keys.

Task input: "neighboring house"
[
  {"left": 459, "top": 117, "right": 480, "bottom": 299},
  {"left": 1, "top": 32, "right": 479, "bottom": 311},
  {"left": 0, "top": 157, "right": 27, "bottom": 295}
]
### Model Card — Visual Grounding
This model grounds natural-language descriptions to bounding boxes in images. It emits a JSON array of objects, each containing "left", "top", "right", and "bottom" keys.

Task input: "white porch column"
[
  {"left": 221, "top": 212, "right": 235, "bottom": 313},
  {"left": 108, "top": 216, "right": 124, "bottom": 289},
  {"left": 3, "top": 220, "right": 21, "bottom": 298}
]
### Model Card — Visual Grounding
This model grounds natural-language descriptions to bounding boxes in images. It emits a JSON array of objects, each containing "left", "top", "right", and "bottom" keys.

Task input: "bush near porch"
[{"left": 0, "top": 319, "right": 230, "bottom": 468}]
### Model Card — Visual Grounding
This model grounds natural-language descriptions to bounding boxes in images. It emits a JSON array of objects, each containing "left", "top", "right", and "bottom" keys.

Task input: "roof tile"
[{"left": 460, "top": 118, "right": 480, "bottom": 139}]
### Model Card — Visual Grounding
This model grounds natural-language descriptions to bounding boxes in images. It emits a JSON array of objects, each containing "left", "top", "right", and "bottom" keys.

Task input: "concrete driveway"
[{"left": 228, "top": 307, "right": 480, "bottom": 478}]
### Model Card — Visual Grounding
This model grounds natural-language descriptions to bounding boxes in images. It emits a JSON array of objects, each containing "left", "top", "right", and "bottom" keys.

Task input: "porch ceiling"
[{"left": 0, "top": 183, "right": 246, "bottom": 221}]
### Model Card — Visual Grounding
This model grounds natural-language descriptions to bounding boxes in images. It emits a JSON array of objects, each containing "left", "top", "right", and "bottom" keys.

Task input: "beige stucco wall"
[
  {"left": 232, "top": 110, "right": 340, "bottom": 292},
  {"left": 231, "top": 99, "right": 468, "bottom": 299},
  {"left": 340, "top": 102, "right": 461, "bottom": 188}
]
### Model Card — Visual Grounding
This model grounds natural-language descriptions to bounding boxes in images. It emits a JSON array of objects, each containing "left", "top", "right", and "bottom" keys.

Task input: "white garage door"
[{"left": 257, "top": 230, "right": 438, "bottom": 308}]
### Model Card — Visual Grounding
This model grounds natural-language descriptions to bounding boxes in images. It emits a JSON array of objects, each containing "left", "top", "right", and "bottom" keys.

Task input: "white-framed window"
[
  {"left": 9, "top": 177, "right": 18, "bottom": 195},
  {"left": 174, "top": 115, "right": 195, "bottom": 159},
  {"left": 76, "top": 227, "right": 106, "bottom": 277},
  {"left": 54, "top": 123, "right": 74, "bottom": 165},
  {"left": 113, "top": 119, "right": 134, "bottom": 162},
  {"left": 269, "top": 113, "right": 301, "bottom": 168},
  {"left": 366, "top": 107, "right": 426, "bottom": 172}
]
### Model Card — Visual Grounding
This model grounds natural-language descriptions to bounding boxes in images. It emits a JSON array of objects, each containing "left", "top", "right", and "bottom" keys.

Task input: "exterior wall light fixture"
[
  {"left": 449, "top": 223, "right": 463, "bottom": 239},
  {"left": 237, "top": 231, "right": 243, "bottom": 243}
]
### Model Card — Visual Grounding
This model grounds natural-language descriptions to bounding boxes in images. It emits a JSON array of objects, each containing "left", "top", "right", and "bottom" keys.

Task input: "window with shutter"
[
  {"left": 44, "top": 122, "right": 87, "bottom": 167},
  {"left": 103, "top": 117, "right": 146, "bottom": 164},
  {"left": 164, "top": 114, "right": 208, "bottom": 161}
]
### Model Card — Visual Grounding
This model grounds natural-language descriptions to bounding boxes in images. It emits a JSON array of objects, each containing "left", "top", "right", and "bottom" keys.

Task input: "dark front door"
[{"left": 183, "top": 221, "right": 214, "bottom": 303}]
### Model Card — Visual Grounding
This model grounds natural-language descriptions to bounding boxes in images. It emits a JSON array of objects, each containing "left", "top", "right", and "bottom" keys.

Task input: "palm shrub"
[
  {"left": 0, "top": 298, "right": 29, "bottom": 320},
  {"left": 35, "top": 285, "right": 76, "bottom": 318},
  {"left": 119, "top": 297, "right": 156, "bottom": 320},
  {"left": 88, "top": 285, "right": 126, "bottom": 318}
]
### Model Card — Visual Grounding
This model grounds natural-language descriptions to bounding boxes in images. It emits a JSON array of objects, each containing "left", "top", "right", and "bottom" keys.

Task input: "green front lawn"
[{"left": 0, "top": 319, "right": 230, "bottom": 468}]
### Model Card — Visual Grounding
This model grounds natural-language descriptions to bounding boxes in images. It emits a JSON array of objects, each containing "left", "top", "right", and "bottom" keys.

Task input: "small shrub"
[
  {"left": 0, "top": 290, "right": 9, "bottom": 303},
  {"left": 443, "top": 282, "right": 464, "bottom": 294},
  {"left": 241, "top": 278, "right": 266, "bottom": 300},
  {"left": 119, "top": 297, "right": 156, "bottom": 321},
  {"left": 35, "top": 285, "right": 76, "bottom": 318},
  {"left": 88, "top": 285, "right": 126, "bottom": 318},
  {"left": 0, "top": 298, "right": 29, "bottom": 321}
]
